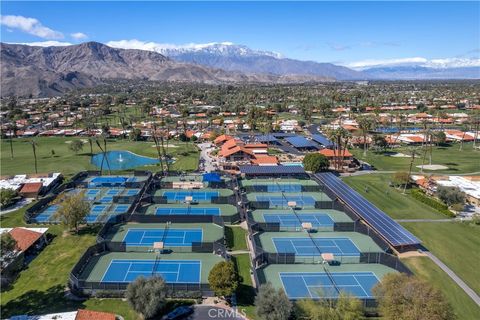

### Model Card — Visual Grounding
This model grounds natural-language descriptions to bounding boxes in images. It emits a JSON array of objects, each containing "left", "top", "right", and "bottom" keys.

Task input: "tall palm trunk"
[
  {"left": 9, "top": 130, "right": 14, "bottom": 159},
  {"left": 31, "top": 141, "right": 38, "bottom": 173},
  {"left": 88, "top": 138, "right": 93, "bottom": 155},
  {"left": 403, "top": 150, "right": 416, "bottom": 194}
]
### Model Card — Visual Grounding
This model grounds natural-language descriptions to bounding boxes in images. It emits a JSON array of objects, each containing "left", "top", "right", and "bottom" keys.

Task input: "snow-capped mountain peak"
[{"left": 157, "top": 42, "right": 283, "bottom": 59}]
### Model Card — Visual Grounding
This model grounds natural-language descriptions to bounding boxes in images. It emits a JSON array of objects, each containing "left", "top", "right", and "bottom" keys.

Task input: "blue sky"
[{"left": 1, "top": 1, "right": 479, "bottom": 68}]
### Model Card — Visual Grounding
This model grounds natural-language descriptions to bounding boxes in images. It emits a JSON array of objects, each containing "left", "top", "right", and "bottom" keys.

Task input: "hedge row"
[{"left": 411, "top": 189, "right": 455, "bottom": 217}]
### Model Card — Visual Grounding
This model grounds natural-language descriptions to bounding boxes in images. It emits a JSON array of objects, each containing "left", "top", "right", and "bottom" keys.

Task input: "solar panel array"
[
  {"left": 239, "top": 165, "right": 306, "bottom": 175},
  {"left": 315, "top": 172, "right": 421, "bottom": 247},
  {"left": 311, "top": 134, "right": 334, "bottom": 147},
  {"left": 256, "top": 134, "right": 279, "bottom": 143},
  {"left": 284, "top": 136, "right": 318, "bottom": 148}
]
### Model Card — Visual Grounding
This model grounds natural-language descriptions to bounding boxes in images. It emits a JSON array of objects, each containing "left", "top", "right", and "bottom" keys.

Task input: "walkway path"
[
  {"left": 424, "top": 251, "right": 480, "bottom": 306},
  {"left": 395, "top": 219, "right": 454, "bottom": 222}
]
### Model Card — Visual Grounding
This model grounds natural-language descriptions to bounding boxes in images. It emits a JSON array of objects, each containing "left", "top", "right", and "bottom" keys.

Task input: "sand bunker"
[
  {"left": 416, "top": 164, "right": 449, "bottom": 170},
  {"left": 151, "top": 144, "right": 178, "bottom": 148},
  {"left": 388, "top": 152, "right": 411, "bottom": 158}
]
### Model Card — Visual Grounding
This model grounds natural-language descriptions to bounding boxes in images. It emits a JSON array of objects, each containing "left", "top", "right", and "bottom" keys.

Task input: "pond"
[{"left": 91, "top": 150, "right": 160, "bottom": 170}]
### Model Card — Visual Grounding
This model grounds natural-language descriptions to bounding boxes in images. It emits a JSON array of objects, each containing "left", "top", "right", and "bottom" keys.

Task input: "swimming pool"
[{"left": 91, "top": 150, "right": 160, "bottom": 170}]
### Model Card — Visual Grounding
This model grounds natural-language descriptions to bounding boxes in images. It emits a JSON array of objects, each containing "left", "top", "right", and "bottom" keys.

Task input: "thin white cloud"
[
  {"left": 345, "top": 57, "right": 480, "bottom": 70},
  {"left": 346, "top": 57, "right": 428, "bottom": 69},
  {"left": 71, "top": 32, "right": 88, "bottom": 40},
  {"left": 0, "top": 15, "right": 63, "bottom": 39},
  {"left": 106, "top": 39, "right": 235, "bottom": 52},
  {"left": 10, "top": 41, "right": 73, "bottom": 47}
]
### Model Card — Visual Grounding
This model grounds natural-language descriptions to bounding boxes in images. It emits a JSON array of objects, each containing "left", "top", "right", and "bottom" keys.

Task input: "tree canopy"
[
  {"left": 373, "top": 273, "right": 455, "bottom": 320},
  {"left": 53, "top": 190, "right": 90, "bottom": 233},
  {"left": 303, "top": 153, "right": 330, "bottom": 173},
  {"left": 0, "top": 232, "right": 17, "bottom": 256},
  {"left": 69, "top": 140, "right": 84, "bottom": 153},
  {"left": 0, "top": 188, "right": 18, "bottom": 207},
  {"left": 126, "top": 276, "right": 167, "bottom": 319},
  {"left": 436, "top": 186, "right": 466, "bottom": 207},
  {"left": 255, "top": 282, "right": 292, "bottom": 320},
  {"left": 208, "top": 261, "right": 238, "bottom": 297}
]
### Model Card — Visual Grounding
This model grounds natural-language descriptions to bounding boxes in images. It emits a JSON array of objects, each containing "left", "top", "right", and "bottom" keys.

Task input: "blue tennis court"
[
  {"left": 35, "top": 205, "right": 59, "bottom": 223},
  {"left": 256, "top": 195, "right": 316, "bottom": 207},
  {"left": 106, "top": 188, "right": 123, "bottom": 196},
  {"left": 155, "top": 207, "right": 220, "bottom": 216},
  {"left": 85, "top": 189, "right": 100, "bottom": 200},
  {"left": 113, "top": 204, "right": 130, "bottom": 214},
  {"left": 85, "top": 204, "right": 108, "bottom": 223},
  {"left": 102, "top": 259, "right": 201, "bottom": 283},
  {"left": 267, "top": 184, "right": 302, "bottom": 192},
  {"left": 263, "top": 213, "right": 334, "bottom": 228},
  {"left": 123, "top": 189, "right": 140, "bottom": 196},
  {"left": 280, "top": 272, "right": 379, "bottom": 299},
  {"left": 99, "top": 196, "right": 114, "bottom": 203},
  {"left": 123, "top": 228, "right": 203, "bottom": 246},
  {"left": 273, "top": 237, "right": 360, "bottom": 256},
  {"left": 163, "top": 191, "right": 219, "bottom": 201},
  {"left": 90, "top": 176, "right": 129, "bottom": 187}
]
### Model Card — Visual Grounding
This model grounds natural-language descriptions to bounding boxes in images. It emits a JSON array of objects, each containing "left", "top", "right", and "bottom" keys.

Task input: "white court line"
[
  {"left": 123, "top": 262, "right": 133, "bottom": 282},
  {"left": 352, "top": 274, "right": 370, "bottom": 297},
  {"left": 100, "top": 259, "right": 115, "bottom": 282}
]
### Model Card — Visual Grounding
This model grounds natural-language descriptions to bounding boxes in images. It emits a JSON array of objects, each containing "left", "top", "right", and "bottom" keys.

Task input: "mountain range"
[
  {"left": 1, "top": 41, "right": 479, "bottom": 97},
  {"left": 0, "top": 42, "right": 331, "bottom": 97}
]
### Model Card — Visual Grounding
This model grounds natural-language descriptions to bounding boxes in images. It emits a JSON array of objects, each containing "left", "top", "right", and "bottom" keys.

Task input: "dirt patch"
[{"left": 398, "top": 251, "right": 427, "bottom": 258}]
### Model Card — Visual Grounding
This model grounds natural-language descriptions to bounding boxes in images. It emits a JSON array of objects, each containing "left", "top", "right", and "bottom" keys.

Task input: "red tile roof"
[
  {"left": 319, "top": 149, "right": 353, "bottom": 157},
  {"left": 76, "top": 309, "right": 116, "bottom": 320},
  {"left": 19, "top": 182, "right": 43, "bottom": 194},
  {"left": 9, "top": 228, "right": 43, "bottom": 252},
  {"left": 214, "top": 134, "right": 233, "bottom": 145},
  {"left": 252, "top": 156, "right": 278, "bottom": 165},
  {"left": 407, "top": 135, "right": 424, "bottom": 143}
]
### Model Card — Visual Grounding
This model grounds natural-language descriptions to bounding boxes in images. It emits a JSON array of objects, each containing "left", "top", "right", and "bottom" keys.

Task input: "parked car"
[{"left": 166, "top": 306, "right": 194, "bottom": 320}]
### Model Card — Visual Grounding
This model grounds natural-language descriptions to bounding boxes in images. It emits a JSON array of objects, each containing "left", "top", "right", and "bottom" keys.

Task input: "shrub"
[{"left": 410, "top": 189, "right": 455, "bottom": 217}]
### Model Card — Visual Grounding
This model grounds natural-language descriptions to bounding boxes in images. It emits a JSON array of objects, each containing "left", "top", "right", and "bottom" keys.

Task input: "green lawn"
[
  {"left": 232, "top": 254, "right": 256, "bottom": 320},
  {"left": 403, "top": 257, "right": 480, "bottom": 320},
  {"left": 351, "top": 142, "right": 480, "bottom": 174},
  {"left": 0, "top": 137, "right": 199, "bottom": 176},
  {"left": 343, "top": 174, "right": 448, "bottom": 220},
  {"left": 225, "top": 226, "right": 248, "bottom": 251},
  {"left": 0, "top": 207, "right": 141, "bottom": 319},
  {"left": 401, "top": 221, "right": 480, "bottom": 295}
]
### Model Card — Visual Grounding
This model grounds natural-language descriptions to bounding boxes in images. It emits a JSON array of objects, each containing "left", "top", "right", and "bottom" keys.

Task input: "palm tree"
[
  {"left": 327, "top": 127, "right": 351, "bottom": 171},
  {"left": 403, "top": 146, "right": 418, "bottom": 194},
  {"left": 9, "top": 124, "right": 16, "bottom": 159},
  {"left": 31, "top": 140, "right": 38, "bottom": 173},
  {"left": 459, "top": 123, "right": 469, "bottom": 151},
  {"left": 420, "top": 128, "right": 431, "bottom": 173},
  {"left": 357, "top": 116, "right": 375, "bottom": 156}
]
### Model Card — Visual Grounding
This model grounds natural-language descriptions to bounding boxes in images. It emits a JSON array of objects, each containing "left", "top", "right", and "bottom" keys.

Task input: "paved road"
[
  {"left": 424, "top": 251, "right": 480, "bottom": 306},
  {"left": 198, "top": 142, "right": 216, "bottom": 172}
]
